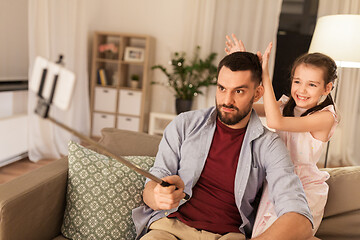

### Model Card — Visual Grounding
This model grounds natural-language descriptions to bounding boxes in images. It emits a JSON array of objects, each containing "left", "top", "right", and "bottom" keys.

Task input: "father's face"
[{"left": 216, "top": 66, "right": 262, "bottom": 129}]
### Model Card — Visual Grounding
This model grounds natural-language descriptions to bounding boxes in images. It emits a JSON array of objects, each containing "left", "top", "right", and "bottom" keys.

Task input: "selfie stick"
[{"left": 34, "top": 55, "right": 190, "bottom": 201}]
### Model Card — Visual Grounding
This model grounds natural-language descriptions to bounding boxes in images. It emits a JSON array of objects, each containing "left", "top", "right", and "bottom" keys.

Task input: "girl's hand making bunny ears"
[
  {"left": 225, "top": 34, "right": 273, "bottom": 76},
  {"left": 225, "top": 33, "right": 246, "bottom": 54},
  {"left": 258, "top": 42, "right": 273, "bottom": 76}
]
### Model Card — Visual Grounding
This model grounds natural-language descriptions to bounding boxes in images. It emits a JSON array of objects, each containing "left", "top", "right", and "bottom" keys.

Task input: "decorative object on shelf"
[
  {"left": 98, "top": 43, "right": 118, "bottom": 59},
  {"left": 151, "top": 46, "right": 217, "bottom": 114},
  {"left": 124, "top": 47, "right": 145, "bottom": 62},
  {"left": 98, "top": 68, "right": 108, "bottom": 86},
  {"left": 112, "top": 70, "right": 119, "bottom": 85},
  {"left": 130, "top": 74, "right": 140, "bottom": 88}
]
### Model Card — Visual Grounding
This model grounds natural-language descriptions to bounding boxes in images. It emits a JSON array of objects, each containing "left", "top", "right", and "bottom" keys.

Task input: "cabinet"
[
  {"left": 90, "top": 32, "right": 154, "bottom": 137},
  {"left": 148, "top": 112, "right": 176, "bottom": 136}
]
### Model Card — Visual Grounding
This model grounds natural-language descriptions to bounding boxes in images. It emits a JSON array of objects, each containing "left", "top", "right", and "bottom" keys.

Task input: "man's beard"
[{"left": 216, "top": 96, "right": 254, "bottom": 126}]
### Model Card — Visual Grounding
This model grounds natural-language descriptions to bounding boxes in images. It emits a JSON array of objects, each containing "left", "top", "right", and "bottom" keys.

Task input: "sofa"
[{"left": 0, "top": 128, "right": 359, "bottom": 240}]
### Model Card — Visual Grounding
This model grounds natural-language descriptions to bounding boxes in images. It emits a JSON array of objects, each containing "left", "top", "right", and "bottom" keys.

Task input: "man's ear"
[{"left": 254, "top": 84, "right": 264, "bottom": 102}]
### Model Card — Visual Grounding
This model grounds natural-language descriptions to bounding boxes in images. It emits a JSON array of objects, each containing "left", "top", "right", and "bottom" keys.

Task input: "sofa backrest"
[
  {"left": 97, "top": 128, "right": 162, "bottom": 157},
  {"left": 316, "top": 166, "right": 360, "bottom": 239}
]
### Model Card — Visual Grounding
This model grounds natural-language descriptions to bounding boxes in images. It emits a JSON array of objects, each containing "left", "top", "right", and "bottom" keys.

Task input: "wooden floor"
[{"left": 0, "top": 157, "right": 56, "bottom": 184}]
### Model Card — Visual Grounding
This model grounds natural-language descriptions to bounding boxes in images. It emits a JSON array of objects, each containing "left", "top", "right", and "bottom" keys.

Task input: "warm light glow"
[{"left": 309, "top": 14, "right": 360, "bottom": 68}]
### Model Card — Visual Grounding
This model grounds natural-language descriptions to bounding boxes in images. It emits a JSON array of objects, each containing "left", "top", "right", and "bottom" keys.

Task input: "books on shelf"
[{"left": 97, "top": 69, "right": 108, "bottom": 86}]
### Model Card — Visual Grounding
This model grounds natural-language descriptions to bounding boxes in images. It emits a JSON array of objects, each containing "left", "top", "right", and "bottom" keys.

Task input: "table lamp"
[{"left": 308, "top": 14, "right": 360, "bottom": 167}]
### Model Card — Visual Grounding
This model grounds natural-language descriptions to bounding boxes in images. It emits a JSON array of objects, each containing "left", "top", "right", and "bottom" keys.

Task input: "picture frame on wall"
[{"left": 124, "top": 47, "right": 145, "bottom": 62}]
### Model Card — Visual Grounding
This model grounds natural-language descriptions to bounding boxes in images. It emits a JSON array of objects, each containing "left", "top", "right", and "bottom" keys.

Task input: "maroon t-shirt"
[{"left": 169, "top": 118, "right": 246, "bottom": 234}]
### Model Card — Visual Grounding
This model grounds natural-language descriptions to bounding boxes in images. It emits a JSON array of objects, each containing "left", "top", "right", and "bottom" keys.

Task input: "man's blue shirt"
[{"left": 132, "top": 107, "right": 312, "bottom": 238}]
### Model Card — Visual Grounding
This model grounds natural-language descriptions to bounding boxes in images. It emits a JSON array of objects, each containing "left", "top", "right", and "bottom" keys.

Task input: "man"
[{"left": 132, "top": 52, "right": 313, "bottom": 240}]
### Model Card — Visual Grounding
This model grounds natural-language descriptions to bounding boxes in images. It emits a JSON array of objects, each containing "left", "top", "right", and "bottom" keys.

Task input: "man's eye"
[
  {"left": 218, "top": 86, "right": 225, "bottom": 91},
  {"left": 236, "top": 90, "right": 243, "bottom": 94}
]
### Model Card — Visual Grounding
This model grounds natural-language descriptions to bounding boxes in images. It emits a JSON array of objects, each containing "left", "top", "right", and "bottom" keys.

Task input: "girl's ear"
[
  {"left": 254, "top": 85, "right": 264, "bottom": 102},
  {"left": 325, "top": 82, "right": 333, "bottom": 95}
]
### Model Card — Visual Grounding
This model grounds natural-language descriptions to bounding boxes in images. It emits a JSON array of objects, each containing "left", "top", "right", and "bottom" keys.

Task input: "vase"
[
  {"left": 104, "top": 51, "right": 117, "bottom": 59},
  {"left": 175, "top": 98, "right": 193, "bottom": 114}
]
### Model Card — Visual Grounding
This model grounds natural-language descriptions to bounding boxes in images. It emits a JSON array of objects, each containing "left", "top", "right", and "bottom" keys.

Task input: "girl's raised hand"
[
  {"left": 259, "top": 42, "right": 273, "bottom": 77},
  {"left": 225, "top": 33, "right": 246, "bottom": 54}
]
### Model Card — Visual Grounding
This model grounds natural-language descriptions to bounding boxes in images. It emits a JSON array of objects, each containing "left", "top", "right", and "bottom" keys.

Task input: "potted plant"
[
  {"left": 130, "top": 74, "right": 140, "bottom": 88},
  {"left": 152, "top": 46, "right": 218, "bottom": 114}
]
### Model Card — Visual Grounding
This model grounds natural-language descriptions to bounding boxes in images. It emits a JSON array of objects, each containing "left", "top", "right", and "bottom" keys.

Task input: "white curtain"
[
  {"left": 28, "top": 0, "right": 90, "bottom": 161},
  {"left": 182, "top": 0, "right": 283, "bottom": 109},
  {"left": 317, "top": 0, "right": 360, "bottom": 166}
]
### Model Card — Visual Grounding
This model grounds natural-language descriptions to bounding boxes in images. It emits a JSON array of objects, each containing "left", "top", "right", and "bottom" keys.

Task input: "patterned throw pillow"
[{"left": 61, "top": 141, "right": 155, "bottom": 240}]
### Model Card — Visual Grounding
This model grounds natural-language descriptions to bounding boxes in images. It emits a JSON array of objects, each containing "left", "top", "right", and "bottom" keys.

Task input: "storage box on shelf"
[{"left": 90, "top": 32, "right": 154, "bottom": 137}]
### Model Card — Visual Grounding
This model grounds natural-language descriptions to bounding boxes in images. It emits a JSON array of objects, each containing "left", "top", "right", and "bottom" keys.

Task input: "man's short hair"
[{"left": 217, "top": 52, "right": 262, "bottom": 85}]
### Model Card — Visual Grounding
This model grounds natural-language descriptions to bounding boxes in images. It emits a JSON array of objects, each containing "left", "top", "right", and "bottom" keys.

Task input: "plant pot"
[
  {"left": 175, "top": 98, "right": 193, "bottom": 114},
  {"left": 130, "top": 80, "right": 139, "bottom": 88}
]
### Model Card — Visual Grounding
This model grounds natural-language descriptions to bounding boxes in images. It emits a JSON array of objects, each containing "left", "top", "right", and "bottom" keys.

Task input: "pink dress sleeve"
[{"left": 278, "top": 95, "right": 289, "bottom": 113}]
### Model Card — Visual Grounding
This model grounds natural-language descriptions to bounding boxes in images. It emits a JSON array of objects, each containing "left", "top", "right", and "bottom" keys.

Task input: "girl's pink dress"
[{"left": 252, "top": 95, "right": 338, "bottom": 237}]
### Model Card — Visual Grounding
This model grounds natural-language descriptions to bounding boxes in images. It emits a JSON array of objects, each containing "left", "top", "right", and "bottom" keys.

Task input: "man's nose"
[{"left": 224, "top": 92, "right": 235, "bottom": 105}]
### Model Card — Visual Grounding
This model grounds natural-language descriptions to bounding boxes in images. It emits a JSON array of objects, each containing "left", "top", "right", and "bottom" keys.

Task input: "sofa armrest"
[{"left": 0, "top": 157, "right": 68, "bottom": 240}]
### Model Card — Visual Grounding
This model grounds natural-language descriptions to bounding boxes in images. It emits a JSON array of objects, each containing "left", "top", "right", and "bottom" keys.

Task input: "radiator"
[{"left": 0, "top": 114, "right": 28, "bottom": 167}]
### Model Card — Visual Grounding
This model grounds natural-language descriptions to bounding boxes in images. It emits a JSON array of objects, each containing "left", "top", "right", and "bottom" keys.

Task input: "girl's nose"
[{"left": 299, "top": 84, "right": 307, "bottom": 93}]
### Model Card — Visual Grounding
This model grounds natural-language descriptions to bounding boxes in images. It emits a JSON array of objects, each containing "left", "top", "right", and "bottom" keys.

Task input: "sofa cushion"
[
  {"left": 316, "top": 166, "right": 360, "bottom": 239},
  {"left": 322, "top": 166, "right": 360, "bottom": 217},
  {"left": 61, "top": 141, "right": 155, "bottom": 240}
]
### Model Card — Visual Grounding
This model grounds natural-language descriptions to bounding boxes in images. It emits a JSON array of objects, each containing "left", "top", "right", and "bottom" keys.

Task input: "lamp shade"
[{"left": 309, "top": 14, "right": 360, "bottom": 68}]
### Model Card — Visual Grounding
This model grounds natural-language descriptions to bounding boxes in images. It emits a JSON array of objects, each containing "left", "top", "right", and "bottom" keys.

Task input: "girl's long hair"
[{"left": 282, "top": 52, "right": 337, "bottom": 117}]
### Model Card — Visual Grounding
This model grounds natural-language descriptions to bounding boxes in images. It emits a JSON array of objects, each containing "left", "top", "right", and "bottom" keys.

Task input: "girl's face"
[{"left": 291, "top": 63, "right": 332, "bottom": 109}]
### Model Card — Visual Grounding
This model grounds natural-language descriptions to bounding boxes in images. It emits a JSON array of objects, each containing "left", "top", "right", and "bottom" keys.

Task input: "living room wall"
[{"left": 86, "top": 0, "right": 191, "bottom": 114}]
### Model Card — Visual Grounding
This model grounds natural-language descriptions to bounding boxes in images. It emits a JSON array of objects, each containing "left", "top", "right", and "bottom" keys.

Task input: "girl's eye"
[
  {"left": 293, "top": 80, "right": 300, "bottom": 84},
  {"left": 309, "top": 83, "right": 317, "bottom": 87}
]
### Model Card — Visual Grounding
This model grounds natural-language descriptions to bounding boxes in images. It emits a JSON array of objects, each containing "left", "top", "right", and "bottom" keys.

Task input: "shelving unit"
[{"left": 90, "top": 31, "right": 154, "bottom": 137}]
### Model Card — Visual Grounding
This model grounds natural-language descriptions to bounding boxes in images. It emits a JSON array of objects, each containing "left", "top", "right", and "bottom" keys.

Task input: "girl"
[{"left": 225, "top": 34, "right": 339, "bottom": 238}]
